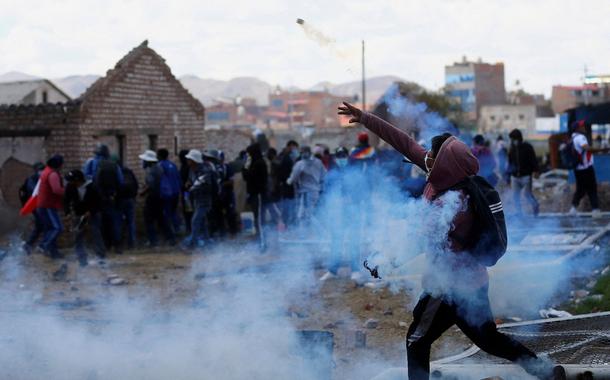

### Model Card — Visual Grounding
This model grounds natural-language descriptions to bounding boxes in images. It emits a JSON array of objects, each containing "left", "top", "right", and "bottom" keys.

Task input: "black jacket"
[
  {"left": 508, "top": 141, "right": 538, "bottom": 177},
  {"left": 242, "top": 144, "right": 268, "bottom": 197},
  {"left": 65, "top": 182, "right": 102, "bottom": 216},
  {"left": 276, "top": 150, "right": 295, "bottom": 198}
]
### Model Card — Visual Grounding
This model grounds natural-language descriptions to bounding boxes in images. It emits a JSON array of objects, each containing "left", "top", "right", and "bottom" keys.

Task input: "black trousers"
[
  {"left": 572, "top": 166, "right": 599, "bottom": 209},
  {"left": 406, "top": 286, "right": 547, "bottom": 380}
]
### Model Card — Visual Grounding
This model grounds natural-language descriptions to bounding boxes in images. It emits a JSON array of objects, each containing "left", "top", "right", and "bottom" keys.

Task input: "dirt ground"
[{"left": 0, "top": 237, "right": 473, "bottom": 380}]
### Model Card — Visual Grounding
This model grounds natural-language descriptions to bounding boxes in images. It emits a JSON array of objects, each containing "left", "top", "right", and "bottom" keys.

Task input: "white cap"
[
  {"left": 185, "top": 149, "right": 203, "bottom": 164},
  {"left": 138, "top": 150, "right": 158, "bottom": 162}
]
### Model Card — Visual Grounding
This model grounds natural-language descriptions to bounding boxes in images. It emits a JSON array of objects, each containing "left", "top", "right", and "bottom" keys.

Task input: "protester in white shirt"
[{"left": 570, "top": 120, "right": 610, "bottom": 217}]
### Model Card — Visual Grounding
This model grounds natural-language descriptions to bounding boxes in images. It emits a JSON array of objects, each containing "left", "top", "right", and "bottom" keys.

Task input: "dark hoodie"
[
  {"left": 242, "top": 144, "right": 268, "bottom": 196},
  {"left": 359, "top": 112, "right": 487, "bottom": 290}
]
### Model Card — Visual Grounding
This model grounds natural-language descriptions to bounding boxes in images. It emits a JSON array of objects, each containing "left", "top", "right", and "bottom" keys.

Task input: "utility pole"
[{"left": 362, "top": 40, "right": 366, "bottom": 111}]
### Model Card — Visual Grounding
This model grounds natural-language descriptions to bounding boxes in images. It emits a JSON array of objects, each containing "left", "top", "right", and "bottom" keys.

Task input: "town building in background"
[
  {"left": 0, "top": 79, "right": 71, "bottom": 106},
  {"left": 266, "top": 88, "right": 351, "bottom": 131},
  {"left": 478, "top": 104, "right": 536, "bottom": 137},
  {"left": 205, "top": 97, "right": 262, "bottom": 129},
  {"left": 0, "top": 40, "right": 205, "bottom": 208},
  {"left": 444, "top": 56, "right": 506, "bottom": 121},
  {"left": 551, "top": 74, "right": 610, "bottom": 114}
]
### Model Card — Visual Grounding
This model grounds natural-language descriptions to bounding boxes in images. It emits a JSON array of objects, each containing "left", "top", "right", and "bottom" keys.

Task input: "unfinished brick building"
[{"left": 0, "top": 40, "right": 206, "bottom": 208}]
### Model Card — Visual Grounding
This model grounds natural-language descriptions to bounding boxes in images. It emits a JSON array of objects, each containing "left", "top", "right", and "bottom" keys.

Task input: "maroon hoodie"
[{"left": 360, "top": 112, "right": 488, "bottom": 290}]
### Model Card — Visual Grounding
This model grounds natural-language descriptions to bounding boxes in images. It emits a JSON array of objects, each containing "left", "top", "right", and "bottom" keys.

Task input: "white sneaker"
[
  {"left": 568, "top": 207, "right": 577, "bottom": 215},
  {"left": 319, "top": 271, "right": 335, "bottom": 281},
  {"left": 592, "top": 209, "right": 602, "bottom": 218}
]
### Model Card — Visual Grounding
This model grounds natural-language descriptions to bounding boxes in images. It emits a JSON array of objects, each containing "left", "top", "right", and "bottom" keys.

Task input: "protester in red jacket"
[
  {"left": 37, "top": 154, "right": 65, "bottom": 259},
  {"left": 338, "top": 102, "right": 559, "bottom": 380}
]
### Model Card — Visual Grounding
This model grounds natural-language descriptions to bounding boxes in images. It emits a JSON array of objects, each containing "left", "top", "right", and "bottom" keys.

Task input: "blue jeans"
[
  {"left": 145, "top": 195, "right": 175, "bottom": 246},
  {"left": 40, "top": 208, "right": 63, "bottom": 256},
  {"left": 25, "top": 209, "right": 45, "bottom": 248},
  {"left": 118, "top": 198, "right": 136, "bottom": 248},
  {"left": 184, "top": 201, "right": 209, "bottom": 247},
  {"left": 162, "top": 196, "right": 181, "bottom": 235},
  {"left": 511, "top": 175, "right": 538, "bottom": 214}
]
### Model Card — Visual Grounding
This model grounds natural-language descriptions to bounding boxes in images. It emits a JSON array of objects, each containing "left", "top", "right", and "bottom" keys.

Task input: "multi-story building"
[
  {"left": 205, "top": 97, "right": 262, "bottom": 129},
  {"left": 551, "top": 77, "right": 610, "bottom": 114},
  {"left": 266, "top": 89, "right": 349, "bottom": 130},
  {"left": 444, "top": 57, "right": 506, "bottom": 121},
  {"left": 478, "top": 104, "right": 536, "bottom": 137}
]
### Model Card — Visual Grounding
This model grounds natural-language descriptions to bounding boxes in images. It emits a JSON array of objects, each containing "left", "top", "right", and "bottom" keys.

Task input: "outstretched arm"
[{"left": 338, "top": 102, "right": 427, "bottom": 170}]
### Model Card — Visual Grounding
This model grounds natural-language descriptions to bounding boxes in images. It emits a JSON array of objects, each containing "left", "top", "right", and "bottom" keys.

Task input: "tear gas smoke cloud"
[
  {"left": 0, "top": 155, "right": 603, "bottom": 378},
  {"left": 381, "top": 83, "right": 459, "bottom": 144}
]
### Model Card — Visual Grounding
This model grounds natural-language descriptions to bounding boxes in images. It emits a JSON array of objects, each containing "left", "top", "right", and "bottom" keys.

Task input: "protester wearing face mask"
[
  {"left": 276, "top": 140, "right": 300, "bottom": 226},
  {"left": 338, "top": 102, "right": 561, "bottom": 380},
  {"left": 507, "top": 129, "right": 539, "bottom": 216},
  {"left": 286, "top": 146, "right": 326, "bottom": 225}
]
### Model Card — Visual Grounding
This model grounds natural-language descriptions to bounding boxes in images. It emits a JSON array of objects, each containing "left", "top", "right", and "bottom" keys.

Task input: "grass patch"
[{"left": 568, "top": 272, "right": 610, "bottom": 314}]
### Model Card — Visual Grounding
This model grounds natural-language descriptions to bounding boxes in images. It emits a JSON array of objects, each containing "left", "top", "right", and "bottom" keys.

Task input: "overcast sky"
[{"left": 1, "top": 0, "right": 609, "bottom": 96}]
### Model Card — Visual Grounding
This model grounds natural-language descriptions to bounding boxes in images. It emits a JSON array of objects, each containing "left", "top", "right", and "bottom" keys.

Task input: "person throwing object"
[{"left": 338, "top": 102, "right": 563, "bottom": 380}]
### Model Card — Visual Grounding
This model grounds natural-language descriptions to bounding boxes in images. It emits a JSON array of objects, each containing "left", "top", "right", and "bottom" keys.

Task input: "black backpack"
[
  {"left": 559, "top": 138, "right": 580, "bottom": 170},
  {"left": 94, "top": 159, "right": 121, "bottom": 199},
  {"left": 451, "top": 175, "right": 507, "bottom": 267},
  {"left": 119, "top": 167, "right": 139, "bottom": 199}
]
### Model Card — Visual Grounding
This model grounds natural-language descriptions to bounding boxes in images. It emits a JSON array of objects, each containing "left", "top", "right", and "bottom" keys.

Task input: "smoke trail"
[{"left": 296, "top": 18, "right": 357, "bottom": 75}]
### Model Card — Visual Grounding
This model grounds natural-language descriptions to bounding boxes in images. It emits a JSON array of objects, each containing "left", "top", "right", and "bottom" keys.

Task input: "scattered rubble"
[
  {"left": 354, "top": 330, "right": 366, "bottom": 348},
  {"left": 383, "top": 308, "right": 393, "bottom": 316},
  {"left": 106, "top": 274, "right": 128, "bottom": 286},
  {"left": 572, "top": 290, "right": 590, "bottom": 299},
  {"left": 52, "top": 264, "right": 68, "bottom": 281},
  {"left": 539, "top": 308, "right": 572, "bottom": 319},
  {"left": 364, "top": 318, "right": 379, "bottom": 329}
]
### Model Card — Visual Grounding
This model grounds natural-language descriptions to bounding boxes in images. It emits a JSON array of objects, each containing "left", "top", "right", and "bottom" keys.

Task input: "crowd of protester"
[
  {"left": 18, "top": 120, "right": 608, "bottom": 267},
  {"left": 18, "top": 133, "right": 379, "bottom": 266}
]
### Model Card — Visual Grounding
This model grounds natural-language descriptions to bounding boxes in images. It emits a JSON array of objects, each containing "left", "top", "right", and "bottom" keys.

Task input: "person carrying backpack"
[
  {"left": 115, "top": 158, "right": 139, "bottom": 250},
  {"left": 139, "top": 150, "right": 175, "bottom": 247},
  {"left": 568, "top": 120, "right": 610, "bottom": 217},
  {"left": 182, "top": 149, "right": 217, "bottom": 249},
  {"left": 20, "top": 162, "right": 45, "bottom": 254},
  {"left": 338, "top": 102, "right": 561, "bottom": 380},
  {"left": 92, "top": 148, "right": 124, "bottom": 254},
  {"left": 157, "top": 149, "right": 182, "bottom": 235}
]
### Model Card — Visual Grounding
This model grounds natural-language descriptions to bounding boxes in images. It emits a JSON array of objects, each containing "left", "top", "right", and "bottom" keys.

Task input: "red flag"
[{"left": 19, "top": 179, "right": 40, "bottom": 216}]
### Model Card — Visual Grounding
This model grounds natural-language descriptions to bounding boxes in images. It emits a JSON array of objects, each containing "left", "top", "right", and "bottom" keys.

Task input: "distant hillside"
[
  {"left": 181, "top": 75, "right": 405, "bottom": 106},
  {"left": 0, "top": 71, "right": 40, "bottom": 82},
  {"left": 0, "top": 71, "right": 405, "bottom": 107},
  {"left": 311, "top": 75, "right": 406, "bottom": 105},
  {"left": 54, "top": 75, "right": 100, "bottom": 98},
  {"left": 179, "top": 76, "right": 273, "bottom": 106}
]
